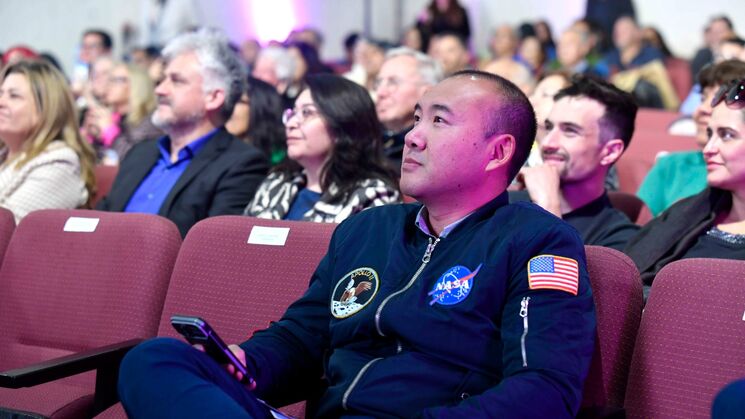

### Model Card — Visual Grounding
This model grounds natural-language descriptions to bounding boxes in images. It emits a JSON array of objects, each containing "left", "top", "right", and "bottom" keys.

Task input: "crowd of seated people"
[{"left": 1, "top": 1, "right": 745, "bottom": 416}]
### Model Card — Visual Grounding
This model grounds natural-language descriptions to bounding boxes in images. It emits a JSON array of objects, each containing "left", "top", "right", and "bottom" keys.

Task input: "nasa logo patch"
[
  {"left": 427, "top": 264, "right": 482, "bottom": 306},
  {"left": 330, "top": 267, "right": 380, "bottom": 318}
]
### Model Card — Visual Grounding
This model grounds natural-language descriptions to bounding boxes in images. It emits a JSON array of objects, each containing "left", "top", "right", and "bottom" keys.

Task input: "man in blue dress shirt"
[{"left": 97, "top": 29, "right": 268, "bottom": 237}]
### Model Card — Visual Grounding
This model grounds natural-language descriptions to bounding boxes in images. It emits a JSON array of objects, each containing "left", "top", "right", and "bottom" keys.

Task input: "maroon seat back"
[
  {"left": 0, "top": 210, "right": 180, "bottom": 377},
  {"left": 624, "top": 258, "right": 745, "bottom": 419},
  {"left": 617, "top": 109, "right": 699, "bottom": 194},
  {"left": 664, "top": 57, "right": 693, "bottom": 103},
  {"left": 607, "top": 191, "right": 653, "bottom": 225},
  {"left": 581, "top": 246, "right": 643, "bottom": 409},
  {"left": 92, "top": 165, "right": 119, "bottom": 208},
  {"left": 157, "top": 216, "right": 336, "bottom": 417},
  {"left": 0, "top": 207, "right": 15, "bottom": 265}
]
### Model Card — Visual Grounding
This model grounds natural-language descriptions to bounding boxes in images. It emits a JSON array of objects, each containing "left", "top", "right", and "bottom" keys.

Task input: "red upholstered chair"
[
  {"left": 664, "top": 57, "right": 693, "bottom": 103},
  {"left": 579, "top": 246, "right": 643, "bottom": 417},
  {"left": 624, "top": 258, "right": 745, "bottom": 419},
  {"left": 607, "top": 191, "right": 653, "bottom": 225},
  {"left": 616, "top": 108, "right": 699, "bottom": 194},
  {"left": 0, "top": 209, "right": 181, "bottom": 418},
  {"left": 0, "top": 207, "right": 15, "bottom": 264},
  {"left": 97, "top": 216, "right": 337, "bottom": 419},
  {"left": 91, "top": 165, "right": 119, "bottom": 208}
]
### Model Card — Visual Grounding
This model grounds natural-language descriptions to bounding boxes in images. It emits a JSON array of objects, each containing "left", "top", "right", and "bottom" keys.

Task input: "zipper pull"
[
  {"left": 520, "top": 296, "right": 530, "bottom": 317},
  {"left": 421, "top": 237, "right": 439, "bottom": 263}
]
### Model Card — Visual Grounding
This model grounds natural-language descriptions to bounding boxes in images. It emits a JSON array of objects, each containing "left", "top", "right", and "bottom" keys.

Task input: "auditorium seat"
[
  {"left": 91, "top": 165, "right": 119, "bottom": 208},
  {"left": 0, "top": 209, "right": 181, "bottom": 418},
  {"left": 96, "top": 216, "right": 337, "bottom": 418},
  {"left": 664, "top": 57, "right": 693, "bottom": 103},
  {"left": 579, "top": 246, "right": 643, "bottom": 418},
  {"left": 624, "top": 258, "right": 745, "bottom": 419},
  {"left": 0, "top": 207, "right": 15, "bottom": 266},
  {"left": 617, "top": 109, "right": 699, "bottom": 194},
  {"left": 608, "top": 191, "right": 653, "bottom": 225}
]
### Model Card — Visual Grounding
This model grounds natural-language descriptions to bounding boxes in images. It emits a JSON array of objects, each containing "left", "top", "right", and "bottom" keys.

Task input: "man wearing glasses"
[
  {"left": 97, "top": 29, "right": 268, "bottom": 237},
  {"left": 374, "top": 47, "right": 443, "bottom": 173}
]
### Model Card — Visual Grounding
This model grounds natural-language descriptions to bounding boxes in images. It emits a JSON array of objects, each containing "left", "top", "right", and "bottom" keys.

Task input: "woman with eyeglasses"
[
  {"left": 81, "top": 61, "right": 162, "bottom": 164},
  {"left": 244, "top": 74, "right": 400, "bottom": 222},
  {"left": 0, "top": 60, "right": 96, "bottom": 222},
  {"left": 626, "top": 77, "right": 745, "bottom": 297}
]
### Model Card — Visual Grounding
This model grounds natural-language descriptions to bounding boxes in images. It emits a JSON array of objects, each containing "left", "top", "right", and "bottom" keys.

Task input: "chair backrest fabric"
[
  {"left": 624, "top": 258, "right": 745, "bottom": 419},
  {"left": 582, "top": 246, "right": 643, "bottom": 408}
]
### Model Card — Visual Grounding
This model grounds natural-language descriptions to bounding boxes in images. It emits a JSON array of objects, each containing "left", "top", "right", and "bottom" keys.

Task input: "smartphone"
[{"left": 170, "top": 315, "right": 254, "bottom": 386}]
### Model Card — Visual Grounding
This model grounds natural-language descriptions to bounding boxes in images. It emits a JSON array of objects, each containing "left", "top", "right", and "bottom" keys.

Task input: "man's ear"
[
  {"left": 485, "top": 134, "right": 516, "bottom": 172},
  {"left": 599, "top": 139, "right": 625, "bottom": 166},
  {"left": 204, "top": 89, "right": 226, "bottom": 113}
]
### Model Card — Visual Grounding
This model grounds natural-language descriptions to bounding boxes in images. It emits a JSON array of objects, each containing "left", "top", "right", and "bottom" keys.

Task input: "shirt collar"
[
  {"left": 414, "top": 206, "right": 473, "bottom": 238},
  {"left": 157, "top": 127, "right": 218, "bottom": 166}
]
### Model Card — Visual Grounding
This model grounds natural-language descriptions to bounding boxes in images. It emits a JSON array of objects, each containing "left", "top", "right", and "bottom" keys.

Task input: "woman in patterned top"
[
  {"left": 244, "top": 74, "right": 400, "bottom": 222},
  {"left": 626, "top": 77, "right": 745, "bottom": 295},
  {"left": 0, "top": 60, "right": 96, "bottom": 222}
]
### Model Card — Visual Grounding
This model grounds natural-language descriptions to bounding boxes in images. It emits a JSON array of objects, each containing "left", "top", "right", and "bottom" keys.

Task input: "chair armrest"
[{"left": 0, "top": 338, "right": 142, "bottom": 389}]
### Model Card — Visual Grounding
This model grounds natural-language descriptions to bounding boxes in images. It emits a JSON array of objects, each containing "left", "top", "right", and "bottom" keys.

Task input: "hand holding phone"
[{"left": 170, "top": 315, "right": 255, "bottom": 387}]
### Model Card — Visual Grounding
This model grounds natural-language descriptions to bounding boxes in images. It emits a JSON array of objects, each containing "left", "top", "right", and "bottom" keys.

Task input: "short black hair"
[
  {"left": 84, "top": 29, "right": 113, "bottom": 50},
  {"left": 554, "top": 74, "right": 638, "bottom": 149},
  {"left": 448, "top": 69, "right": 537, "bottom": 182},
  {"left": 432, "top": 31, "right": 468, "bottom": 51}
]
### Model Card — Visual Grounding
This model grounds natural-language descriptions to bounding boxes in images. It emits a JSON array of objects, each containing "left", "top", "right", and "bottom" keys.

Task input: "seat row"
[{"left": 0, "top": 208, "right": 740, "bottom": 418}]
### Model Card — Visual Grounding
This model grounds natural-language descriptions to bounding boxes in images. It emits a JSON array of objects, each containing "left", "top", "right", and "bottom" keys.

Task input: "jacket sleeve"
[
  {"left": 207, "top": 147, "right": 269, "bottom": 216},
  {"left": 238, "top": 227, "right": 337, "bottom": 406},
  {"left": 1, "top": 151, "right": 87, "bottom": 223},
  {"left": 422, "top": 223, "right": 596, "bottom": 419}
]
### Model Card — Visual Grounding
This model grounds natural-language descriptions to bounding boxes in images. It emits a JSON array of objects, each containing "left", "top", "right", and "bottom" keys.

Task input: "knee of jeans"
[
  {"left": 713, "top": 378, "right": 745, "bottom": 417},
  {"left": 119, "top": 337, "right": 190, "bottom": 388}
]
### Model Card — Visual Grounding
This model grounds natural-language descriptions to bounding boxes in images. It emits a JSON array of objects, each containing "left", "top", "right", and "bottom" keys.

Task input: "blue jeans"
[
  {"left": 713, "top": 378, "right": 745, "bottom": 419},
  {"left": 118, "top": 337, "right": 271, "bottom": 418}
]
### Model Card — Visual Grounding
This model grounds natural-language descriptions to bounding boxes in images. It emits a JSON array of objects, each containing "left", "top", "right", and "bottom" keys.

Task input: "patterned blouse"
[{"left": 244, "top": 171, "right": 400, "bottom": 223}]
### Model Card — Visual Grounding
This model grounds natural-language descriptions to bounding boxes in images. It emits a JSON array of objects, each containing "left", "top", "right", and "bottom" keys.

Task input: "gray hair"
[
  {"left": 256, "top": 46, "right": 296, "bottom": 83},
  {"left": 161, "top": 28, "right": 246, "bottom": 122},
  {"left": 384, "top": 47, "right": 443, "bottom": 86}
]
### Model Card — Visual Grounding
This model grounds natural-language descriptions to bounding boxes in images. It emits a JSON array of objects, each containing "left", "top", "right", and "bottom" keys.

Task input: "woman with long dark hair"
[
  {"left": 226, "top": 76, "right": 287, "bottom": 165},
  {"left": 626, "top": 77, "right": 745, "bottom": 296},
  {"left": 244, "top": 74, "right": 399, "bottom": 222}
]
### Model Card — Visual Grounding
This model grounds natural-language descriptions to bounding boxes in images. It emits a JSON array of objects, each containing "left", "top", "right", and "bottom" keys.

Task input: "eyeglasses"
[
  {"left": 109, "top": 76, "right": 129, "bottom": 84},
  {"left": 372, "top": 76, "right": 423, "bottom": 92},
  {"left": 711, "top": 79, "right": 745, "bottom": 109},
  {"left": 282, "top": 106, "right": 320, "bottom": 125},
  {"left": 373, "top": 77, "right": 403, "bottom": 92}
]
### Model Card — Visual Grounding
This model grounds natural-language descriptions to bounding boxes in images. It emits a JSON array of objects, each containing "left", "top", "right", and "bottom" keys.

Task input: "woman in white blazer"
[{"left": 0, "top": 60, "right": 96, "bottom": 222}]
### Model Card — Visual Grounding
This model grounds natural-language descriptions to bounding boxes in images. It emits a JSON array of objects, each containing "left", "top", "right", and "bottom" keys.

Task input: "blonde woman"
[
  {"left": 0, "top": 60, "right": 96, "bottom": 222},
  {"left": 83, "top": 62, "right": 162, "bottom": 163}
]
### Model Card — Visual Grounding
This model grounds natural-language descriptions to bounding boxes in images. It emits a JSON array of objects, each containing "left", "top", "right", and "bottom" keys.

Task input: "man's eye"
[{"left": 433, "top": 116, "right": 444, "bottom": 123}]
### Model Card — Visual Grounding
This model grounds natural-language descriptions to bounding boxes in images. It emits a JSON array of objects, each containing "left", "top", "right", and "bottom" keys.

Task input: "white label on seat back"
[
  {"left": 247, "top": 226, "right": 290, "bottom": 246},
  {"left": 63, "top": 217, "right": 100, "bottom": 232}
]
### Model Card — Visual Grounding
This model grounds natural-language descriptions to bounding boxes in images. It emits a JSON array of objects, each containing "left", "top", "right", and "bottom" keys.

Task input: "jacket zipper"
[
  {"left": 342, "top": 357, "right": 382, "bottom": 410},
  {"left": 374, "top": 237, "right": 440, "bottom": 336},
  {"left": 520, "top": 296, "right": 530, "bottom": 367}
]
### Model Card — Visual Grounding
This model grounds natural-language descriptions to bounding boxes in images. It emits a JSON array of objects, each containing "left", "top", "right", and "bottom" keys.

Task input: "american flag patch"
[{"left": 527, "top": 255, "right": 579, "bottom": 295}]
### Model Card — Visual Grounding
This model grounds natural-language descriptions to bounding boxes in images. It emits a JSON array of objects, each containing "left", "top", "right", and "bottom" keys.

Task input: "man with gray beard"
[{"left": 97, "top": 29, "right": 268, "bottom": 237}]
